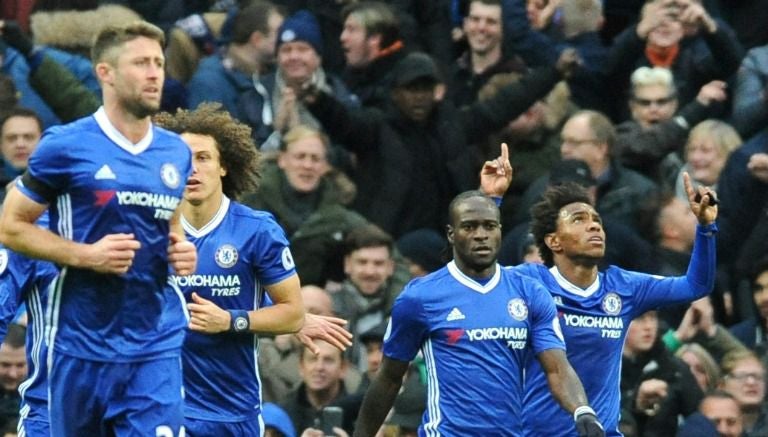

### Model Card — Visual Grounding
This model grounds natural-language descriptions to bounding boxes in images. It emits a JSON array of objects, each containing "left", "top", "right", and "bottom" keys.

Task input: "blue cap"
[{"left": 276, "top": 10, "right": 322, "bottom": 56}]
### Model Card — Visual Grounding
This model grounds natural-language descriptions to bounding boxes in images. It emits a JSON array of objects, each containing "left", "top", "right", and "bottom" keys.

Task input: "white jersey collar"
[
  {"left": 181, "top": 196, "right": 230, "bottom": 238},
  {"left": 94, "top": 106, "right": 153, "bottom": 155},
  {"left": 447, "top": 261, "right": 501, "bottom": 294},
  {"left": 549, "top": 265, "right": 600, "bottom": 297}
]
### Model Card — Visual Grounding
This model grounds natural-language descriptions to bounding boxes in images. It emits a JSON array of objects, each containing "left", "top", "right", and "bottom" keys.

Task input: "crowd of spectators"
[{"left": 2, "top": 0, "right": 768, "bottom": 435}]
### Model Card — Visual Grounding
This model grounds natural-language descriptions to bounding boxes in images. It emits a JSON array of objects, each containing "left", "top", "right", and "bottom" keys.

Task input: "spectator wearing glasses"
[
  {"left": 516, "top": 110, "right": 659, "bottom": 236},
  {"left": 614, "top": 66, "right": 727, "bottom": 183},
  {"left": 719, "top": 349, "right": 768, "bottom": 437}
]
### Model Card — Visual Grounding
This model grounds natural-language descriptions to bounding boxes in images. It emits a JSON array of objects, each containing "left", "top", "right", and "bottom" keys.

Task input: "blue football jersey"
[
  {"left": 175, "top": 197, "right": 296, "bottom": 422},
  {"left": 0, "top": 243, "right": 58, "bottom": 424},
  {"left": 384, "top": 261, "right": 565, "bottom": 437},
  {"left": 17, "top": 108, "right": 192, "bottom": 362},
  {"left": 516, "top": 223, "right": 716, "bottom": 437}
]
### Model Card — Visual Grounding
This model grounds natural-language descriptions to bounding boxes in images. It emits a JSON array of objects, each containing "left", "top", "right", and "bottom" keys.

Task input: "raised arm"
[
  {"left": 682, "top": 171, "right": 718, "bottom": 291},
  {"left": 538, "top": 349, "right": 605, "bottom": 437}
]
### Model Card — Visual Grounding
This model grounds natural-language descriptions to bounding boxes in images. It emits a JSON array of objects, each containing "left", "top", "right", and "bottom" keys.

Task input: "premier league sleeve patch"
[
  {"left": 508, "top": 298, "right": 528, "bottom": 321},
  {"left": 160, "top": 163, "right": 181, "bottom": 189}
]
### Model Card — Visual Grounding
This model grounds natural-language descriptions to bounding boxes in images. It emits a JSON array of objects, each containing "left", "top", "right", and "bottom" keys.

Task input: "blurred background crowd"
[{"left": 2, "top": 0, "right": 768, "bottom": 436}]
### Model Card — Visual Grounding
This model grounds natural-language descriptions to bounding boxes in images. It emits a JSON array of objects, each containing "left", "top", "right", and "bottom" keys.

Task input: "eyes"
[{"left": 459, "top": 221, "right": 500, "bottom": 232}]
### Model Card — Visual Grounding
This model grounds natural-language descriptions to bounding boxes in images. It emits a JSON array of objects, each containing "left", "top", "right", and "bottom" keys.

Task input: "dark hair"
[
  {"left": 2, "top": 323, "right": 26, "bottom": 348},
  {"left": 0, "top": 107, "right": 43, "bottom": 135},
  {"left": 0, "top": 74, "right": 18, "bottom": 108},
  {"left": 342, "top": 1, "right": 400, "bottom": 49},
  {"left": 448, "top": 190, "right": 499, "bottom": 227},
  {"left": 154, "top": 103, "right": 260, "bottom": 199},
  {"left": 231, "top": 1, "right": 278, "bottom": 44},
  {"left": 530, "top": 183, "right": 592, "bottom": 266},
  {"left": 344, "top": 223, "right": 393, "bottom": 257},
  {"left": 91, "top": 20, "right": 165, "bottom": 63}
]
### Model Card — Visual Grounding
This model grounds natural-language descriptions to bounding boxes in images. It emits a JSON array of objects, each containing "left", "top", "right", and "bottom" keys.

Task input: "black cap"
[
  {"left": 392, "top": 52, "right": 440, "bottom": 87},
  {"left": 549, "top": 159, "right": 596, "bottom": 187}
]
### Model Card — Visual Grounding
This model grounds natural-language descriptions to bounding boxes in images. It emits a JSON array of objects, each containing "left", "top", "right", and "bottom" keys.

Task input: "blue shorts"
[
  {"left": 49, "top": 354, "right": 184, "bottom": 437},
  {"left": 185, "top": 416, "right": 263, "bottom": 437}
]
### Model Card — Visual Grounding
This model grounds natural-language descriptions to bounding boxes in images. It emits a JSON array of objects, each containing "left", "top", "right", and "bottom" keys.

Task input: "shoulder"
[
  {"left": 229, "top": 201, "right": 286, "bottom": 236},
  {"left": 37, "top": 115, "right": 97, "bottom": 150},
  {"left": 398, "top": 267, "right": 452, "bottom": 301}
]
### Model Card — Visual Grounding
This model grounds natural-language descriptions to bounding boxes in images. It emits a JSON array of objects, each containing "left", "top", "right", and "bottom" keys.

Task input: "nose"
[{"left": 587, "top": 219, "right": 602, "bottom": 232}]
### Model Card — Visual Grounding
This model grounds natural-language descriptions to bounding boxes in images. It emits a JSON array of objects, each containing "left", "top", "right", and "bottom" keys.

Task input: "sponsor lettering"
[
  {"left": 466, "top": 326, "right": 528, "bottom": 342},
  {"left": 562, "top": 314, "right": 624, "bottom": 330},
  {"left": 173, "top": 274, "right": 241, "bottom": 288},
  {"left": 115, "top": 191, "right": 180, "bottom": 221}
]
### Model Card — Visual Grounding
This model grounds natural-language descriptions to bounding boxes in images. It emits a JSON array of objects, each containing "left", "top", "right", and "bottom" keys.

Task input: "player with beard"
[
  {"left": 480, "top": 149, "right": 719, "bottom": 436},
  {"left": 354, "top": 153, "right": 605, "bottom": 436},
  {"left": 0, "top": 21, "right": 197, "bottom": 436}
]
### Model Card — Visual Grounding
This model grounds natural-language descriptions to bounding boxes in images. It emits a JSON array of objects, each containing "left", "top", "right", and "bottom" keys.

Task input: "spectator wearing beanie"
[{"left": 237, "top": 9, "right": 358, "bottom": 153}]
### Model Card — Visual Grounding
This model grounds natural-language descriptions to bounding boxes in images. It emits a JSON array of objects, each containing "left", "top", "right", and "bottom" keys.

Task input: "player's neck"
[
  {"left": 554, "top": 258, "right": 598, "bottom": 289},
  {"left": 103, "top": 101, "right": 152, "bottom": 144},
  {"left": 455, "top": 258, "right": 497, "bottom": 280},
  {"left": 181, "top": 192, "right": 224, "bottom": 230}
]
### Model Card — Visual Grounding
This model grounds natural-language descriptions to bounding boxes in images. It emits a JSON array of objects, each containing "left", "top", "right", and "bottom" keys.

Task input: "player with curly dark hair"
[
  {"left": 155, "top": 103, "right": 351, "bottom": 435},
  {"left": 154, "top": 102, "right": 260, "bottom": 200}
]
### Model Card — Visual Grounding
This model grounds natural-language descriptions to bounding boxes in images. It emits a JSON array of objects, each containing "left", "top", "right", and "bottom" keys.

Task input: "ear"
[
  {"left": 220, "top": 166, "right": 227, "bottom": 178},
  {"left": 544, "top": 233, "right": 561, "bottom": 254},
  {"left": 343, "top": 255, "right": 352, "bottom": 276},
  {"left": 95, "top": 62, "right": 114, "bottom": 86},
  {"left": 277, "top": 152, "right": 287, "bottom": 169},
  {"left": 367, "top": 33, "right": 382, "bottom": 53},
  {"left": 446, "top": 224, "right": 454, "bottom": 245}
]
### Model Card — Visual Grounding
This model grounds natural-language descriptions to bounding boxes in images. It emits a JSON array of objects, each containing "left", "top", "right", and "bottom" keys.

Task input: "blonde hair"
[
  {"left": 281, "top": 125, "right": 330, "bottom": 157},
  {"left": 630, "top": 66, "right": 675, "bottom": 94},
  {"left": 686, "top": 119, "right": 742, "bottom": 160},
  {"left": 676, "top": 343, "right": 722, "bottom": 390},
  {"left": 720, "top": 349, "right": 763, "bottom": 377}
]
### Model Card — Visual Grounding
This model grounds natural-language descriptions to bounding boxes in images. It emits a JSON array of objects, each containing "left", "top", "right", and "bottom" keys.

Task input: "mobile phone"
[{"left": 321, "top": 406, "right": 344, "bottom": 436}]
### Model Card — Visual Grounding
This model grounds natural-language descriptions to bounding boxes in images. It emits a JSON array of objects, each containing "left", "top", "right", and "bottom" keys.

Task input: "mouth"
[
  {"left": 185, "top": 178, "right": 201, "bottom": 189},
  {"left": 473, "top": 246, "right": 493, "bottom": 255}
]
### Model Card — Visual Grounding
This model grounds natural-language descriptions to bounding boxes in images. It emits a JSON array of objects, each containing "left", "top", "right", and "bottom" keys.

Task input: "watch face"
[{"left": 234, "top": 316, "right": 249, "bottom": 331}]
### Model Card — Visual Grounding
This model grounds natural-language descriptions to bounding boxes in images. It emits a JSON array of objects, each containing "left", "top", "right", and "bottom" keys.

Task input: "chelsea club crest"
[
  {"left": 215, "top": 244, "right": 238, "bottom": 268},
  {"left": 602, "top": 292, "right": 622, "bottom": 315},
  {"left": 160, "top": 163, "right": 181, "bottom": 189},
  {"left": 507, "top": 298, "right": 528, "bottom": 321}
]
